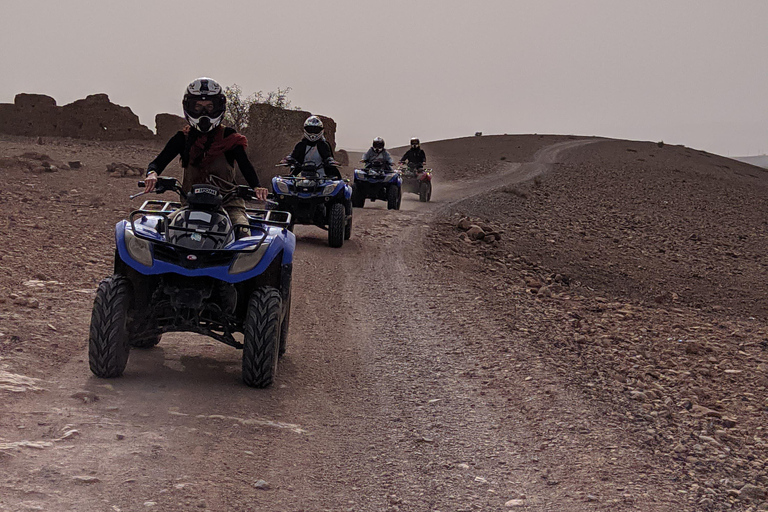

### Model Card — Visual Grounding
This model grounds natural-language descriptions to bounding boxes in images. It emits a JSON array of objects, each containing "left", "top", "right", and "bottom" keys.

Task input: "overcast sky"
[{"left": 1, "top": 1, "right": 766, "bottom": 155}]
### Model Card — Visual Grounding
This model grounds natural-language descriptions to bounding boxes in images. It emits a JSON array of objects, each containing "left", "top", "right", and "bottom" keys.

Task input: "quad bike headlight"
[
  {"left": 125, "top": 229, "right": 153, "bottom": 267},
  {"left": 322, "top": 183, "right": 337, "bottom": 196},
  {"left": 229, "top": 244, "right": 269, "bottom": 274},
  {"left": 275, "top": 179, "right": 290, "bottom": 194}
]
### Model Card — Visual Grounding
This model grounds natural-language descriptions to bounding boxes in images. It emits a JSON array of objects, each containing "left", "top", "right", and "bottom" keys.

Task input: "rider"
[
  {"left": 283, "top": 115, "right": 341, "bottom": 179},
  {"left": 362, "top": 137, "right": 394, "bottom": 170},
  {"left": 399, "top": 137, "right": 427, "bottom": 171},
  {"left": 143, "top": 77, "right": 268, "bottom": 237}
]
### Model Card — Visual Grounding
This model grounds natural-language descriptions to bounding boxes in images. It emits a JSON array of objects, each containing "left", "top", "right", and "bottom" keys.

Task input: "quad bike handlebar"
[{"left": 134, "top": 177, "right": 270, "bottom": 204}]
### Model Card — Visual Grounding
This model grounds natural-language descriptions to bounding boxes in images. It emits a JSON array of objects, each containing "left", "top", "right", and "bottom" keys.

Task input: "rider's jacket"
[
  {"left": 147, "top": 126, "right": 261, "bottom": 190},
  {"left": 362, "top": 148, "right": 394, "bottom": 170},
  {"left": 288, "top": 138, "right": 340, "bottom": 178},
  {"left": 399, "top": 147, "right": 426, "bottom": 166}
]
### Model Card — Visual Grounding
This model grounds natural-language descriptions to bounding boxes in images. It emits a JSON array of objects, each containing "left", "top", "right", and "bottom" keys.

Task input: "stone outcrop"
[
  {"left": 155, "top": 113, "right": 188, "bottom": 141},
  {"left": 0, "top": 93, "right": 153, "bottom": 141},
  {"left": 242, "top": 103, "right": 337, "bottom": 181}
]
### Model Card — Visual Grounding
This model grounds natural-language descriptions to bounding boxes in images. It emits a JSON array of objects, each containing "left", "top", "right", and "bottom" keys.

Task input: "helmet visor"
[
  {"left": 305, "top": 125, "right": 323, "bottom": 135},
  {"left": 184, "top": 94, "right": 225, "bottom": 119},
  {"left": 191, "top": 100, "right": 216, "bottom": 115}
]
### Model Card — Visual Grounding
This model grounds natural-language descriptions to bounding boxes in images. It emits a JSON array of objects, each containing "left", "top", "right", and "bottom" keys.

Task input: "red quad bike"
[{"left": 399, "top": 164, "right": 432, "bottom": 202}]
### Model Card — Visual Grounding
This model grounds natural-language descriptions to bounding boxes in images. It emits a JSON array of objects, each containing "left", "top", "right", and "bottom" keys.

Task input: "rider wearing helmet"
[
  {"left": 399, "top": 137, "right": 427, "bottom": 170},
  {"left": 143, "top": 77, "right": 268, "bottom": 237},
  {"left": 362, "top": 137, "right": 394, "bottom": 170},
  {"left": 283, "top": 115, "right": 341, "bottom": 179}
]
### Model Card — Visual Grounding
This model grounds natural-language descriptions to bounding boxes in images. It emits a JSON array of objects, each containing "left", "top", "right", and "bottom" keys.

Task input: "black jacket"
[{"left": 399, "top": 147, "right": 427, "bottom": 166}]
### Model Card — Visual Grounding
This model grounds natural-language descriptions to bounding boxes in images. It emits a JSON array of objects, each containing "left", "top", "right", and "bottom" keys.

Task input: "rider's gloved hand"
[
  {"left": 253, "top": 187, "right": 269, "bottom": 201},
  {"left": 144, "top": 171, "right": 158, "bottom": 193}
]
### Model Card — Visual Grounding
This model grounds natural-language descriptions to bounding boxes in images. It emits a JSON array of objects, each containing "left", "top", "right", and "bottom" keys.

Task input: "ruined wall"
[
  {"left": 155, "top": 113, "right": 188, "bottom": 141},
  {"left": 242, "top": 103, "right": 336, "bottom": 182},
  {"left": 0, "top": 93, "right": 154, "bottom": 140}
]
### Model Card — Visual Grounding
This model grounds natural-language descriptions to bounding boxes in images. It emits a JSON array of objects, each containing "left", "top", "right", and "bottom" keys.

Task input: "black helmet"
[
  {"left": 182, "top": 77, "right": 226, "bottom": 133},
  {"left": 372, "top": 137, "right": 385, "bottom": 152},
  {"left": 410, "top": 137, "right": 420, "bottom": 148}
]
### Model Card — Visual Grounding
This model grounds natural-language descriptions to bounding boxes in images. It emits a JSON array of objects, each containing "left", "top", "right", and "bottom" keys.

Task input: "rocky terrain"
[{"left": 0, "top": 132, "right": 767, "bottom": 511}]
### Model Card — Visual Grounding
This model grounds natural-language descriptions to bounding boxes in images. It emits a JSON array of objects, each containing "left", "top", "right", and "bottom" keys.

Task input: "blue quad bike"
[
  {"left": 351, "top": 160, "right": 402, "bottom": 210},
  {"left": 270, "top": 161, "right": 353, "bottom": 248},
  {"left": 88, "top": 176, "right": 296, "bottom": 388}
]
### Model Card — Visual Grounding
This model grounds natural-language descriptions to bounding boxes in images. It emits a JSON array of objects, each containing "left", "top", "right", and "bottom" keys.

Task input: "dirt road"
[{"left": 1, "top": 139, "right": 698, "bottom": 511}]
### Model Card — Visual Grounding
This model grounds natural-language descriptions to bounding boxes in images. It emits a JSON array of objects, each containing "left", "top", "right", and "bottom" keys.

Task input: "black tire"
[
  {"left": 387, "top": 185, "right": 401, "bottom": 210},
  {"left": 279, "top": 294, "right": 291, "bottom": 358},
  {"left": 328, "top": 203, "right": 345, "bottom": 248},
  {"left": 419, "top": 182, "right": 429, "bottom": 202},
  {"left": 129, "top": 312, "right": 161, "bottom": 349},
  {"left": 89, "top": 275, "right": 132, "bottom": 378},
  {"left": 242, "top": 287, "right": 282, "bottom": 388},
  {"left": 351, "top": 184, "right": 365, "bottom": 208},
  {"left": 426, "top": 182, "right": 432, "bottom": 202},
  {"left": 344, "top": 214, "right": 352, "bottom": 240}
]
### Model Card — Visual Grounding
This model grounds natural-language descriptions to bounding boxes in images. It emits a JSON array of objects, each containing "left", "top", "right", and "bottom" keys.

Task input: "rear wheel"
[
  {"left": 242, "top": 287, "right": 282, "bottom": 388},
  {"left": 387, "top": 185, "right": 401, "bottom": 210},
  {"left": 328, "top": 203, "right": 345, "bottom": 248},
  {"left": 89, "top": 275, "right": 132, "bottom": 378},
  {"left": 351, "top": 184, "right": 365, "bottom": 208}
]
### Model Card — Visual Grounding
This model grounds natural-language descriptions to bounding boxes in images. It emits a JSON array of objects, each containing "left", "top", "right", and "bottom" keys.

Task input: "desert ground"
[{"left": 1, "top": 133, "right": 768, "bottom": 511}]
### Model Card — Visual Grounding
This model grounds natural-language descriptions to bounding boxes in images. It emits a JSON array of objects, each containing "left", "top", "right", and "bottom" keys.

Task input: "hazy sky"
[{"left": 1, "top": 1, "right": 767, "bottom": 155}]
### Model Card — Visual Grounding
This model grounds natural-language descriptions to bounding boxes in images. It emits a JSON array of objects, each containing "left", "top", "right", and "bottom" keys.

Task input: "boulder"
[
  {"left": 466, "top": 225, "right": 486, "bottom": 241},
  {"left": 458, "top": 217, "right": 473, "bottom": 231},
  {"left": 106, "top": 162, "right": 144, "bottom": 177}
]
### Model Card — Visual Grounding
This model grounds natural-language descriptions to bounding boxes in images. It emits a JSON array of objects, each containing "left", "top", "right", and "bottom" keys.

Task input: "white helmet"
[
  {"left": 183, "top": 77, "right": 226, "bottom": 133},
  {"left": 372, "top": 137, "right": 385, "bottom": 153},
  {"left": 304, "top": 115, "right": 324, "bottom": 142}
]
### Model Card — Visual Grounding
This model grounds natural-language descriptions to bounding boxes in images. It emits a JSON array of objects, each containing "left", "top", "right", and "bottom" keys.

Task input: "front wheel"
[
  {"left": 328, "top": 203, "right": 345, "bottom": 248},
  {"left": 419, "top": 182, "right": 429, "bottom": 202},
  {"left": 242, "top": 287, "right": 282, "bottom": 388},
  {"left": 89, "top": 275, "right": 132, "bottom": 378},
  {"left": 351, "top": 184, "right": 365, "bottom": 208},
  {"left": 387, "top": 185, "right": 401, "bottom": 210}
]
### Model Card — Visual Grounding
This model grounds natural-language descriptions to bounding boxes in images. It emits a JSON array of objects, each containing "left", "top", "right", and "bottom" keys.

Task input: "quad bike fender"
[
  {"left": 281, "top": 230, "right": 296, "bottom": 265},
  {"left": 116, "top": 221, "right": 296, "bottom": 284},
  {"left": 280, "top": 263, "right": 292, "bottom": 304}
]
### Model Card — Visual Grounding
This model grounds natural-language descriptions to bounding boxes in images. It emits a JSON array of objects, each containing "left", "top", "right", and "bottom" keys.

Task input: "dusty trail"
[{"left": 1, "top": 139, "right": 672, "bottom": 512}]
